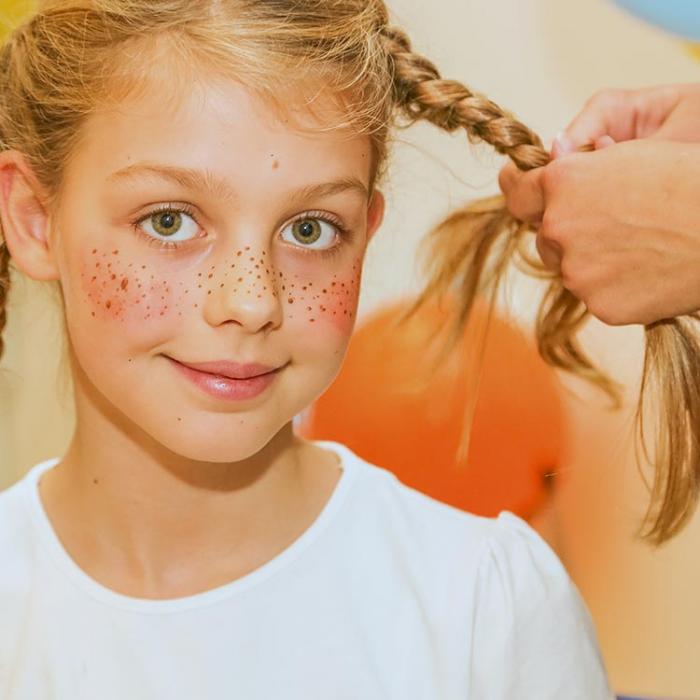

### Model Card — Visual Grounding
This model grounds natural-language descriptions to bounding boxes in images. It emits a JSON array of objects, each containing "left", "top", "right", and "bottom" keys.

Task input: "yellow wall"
[{"left": 1, "top": 0, "right": 699, "bottom": 695}]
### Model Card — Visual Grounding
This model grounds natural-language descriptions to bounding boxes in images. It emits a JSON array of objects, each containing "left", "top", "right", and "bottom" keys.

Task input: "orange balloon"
[{"left": 301, "top": 299, "right": 566, "bottom": 520}]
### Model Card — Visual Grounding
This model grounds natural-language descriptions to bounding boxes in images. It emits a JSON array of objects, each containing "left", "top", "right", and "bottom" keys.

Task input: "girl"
[{"left": 0, "top": 1, "right": 612, "bottom": 697}]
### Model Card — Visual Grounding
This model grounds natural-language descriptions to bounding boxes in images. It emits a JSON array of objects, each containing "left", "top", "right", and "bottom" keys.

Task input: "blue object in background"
[{"left": 614, "top": 0, "right": 700, "bottom": 41}]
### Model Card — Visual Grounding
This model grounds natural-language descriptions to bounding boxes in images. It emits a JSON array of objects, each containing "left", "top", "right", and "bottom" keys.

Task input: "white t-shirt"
[{"left": 0, "top": 441, "right": 612, "bottom": 699}]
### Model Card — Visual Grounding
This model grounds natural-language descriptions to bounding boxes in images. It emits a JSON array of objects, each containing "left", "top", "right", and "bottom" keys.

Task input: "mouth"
[{"left": 164, "top": 356, "right": 286, "bottom": 402}]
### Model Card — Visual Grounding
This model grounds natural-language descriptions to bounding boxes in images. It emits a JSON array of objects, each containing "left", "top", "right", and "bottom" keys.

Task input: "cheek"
[
  {"left": 80, "top": 249, "right": 176, "bottom": 323},
  {"left": 279, "top": 256, "right": 363, "bottom": 335}
]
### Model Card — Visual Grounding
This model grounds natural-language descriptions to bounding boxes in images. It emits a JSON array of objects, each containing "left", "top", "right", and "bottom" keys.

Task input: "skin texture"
[
  {"left": 0, "top": 72, "right": 384, "bottom": 598},
  {"left": 498, "top": 83, "right": 700, "bottom": 326}
]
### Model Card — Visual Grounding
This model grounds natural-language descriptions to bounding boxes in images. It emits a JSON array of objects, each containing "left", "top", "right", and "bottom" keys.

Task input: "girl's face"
[{"left": 51, "top": 74, "right": 384, "bottom": 462}]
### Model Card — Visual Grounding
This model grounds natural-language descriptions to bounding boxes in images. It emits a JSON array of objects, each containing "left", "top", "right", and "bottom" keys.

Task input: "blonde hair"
[{"left": 0, "top": 0, "right": 695, "bottom": 544}]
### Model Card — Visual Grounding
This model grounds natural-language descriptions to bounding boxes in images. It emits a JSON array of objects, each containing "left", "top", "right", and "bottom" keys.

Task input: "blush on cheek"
[
  {"left": 280, "top": 258, "right": 362, "bottom": 334},
  {"left": 80, "top": 249, "right": 176, "bottom": 323}
]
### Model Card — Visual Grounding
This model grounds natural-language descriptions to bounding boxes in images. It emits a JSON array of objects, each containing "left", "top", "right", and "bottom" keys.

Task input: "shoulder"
[
  {"left": 327, "top": 443, "right": 612, "bottom": 697},
  {"left": 469, "top": 512, "right": 612, "bottom": 698}
]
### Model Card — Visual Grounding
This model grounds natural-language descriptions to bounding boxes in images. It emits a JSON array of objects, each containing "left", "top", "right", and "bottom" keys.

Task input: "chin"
[{"left": 151, "top": 414, "right": 292, "bottom": 464}]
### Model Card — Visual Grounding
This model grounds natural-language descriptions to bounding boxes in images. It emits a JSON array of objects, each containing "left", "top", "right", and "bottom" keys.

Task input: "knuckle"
[
  {"left": 588, "top": 87, "right": 624, "bottom": 109},
  {"left": 542, "top": 158, "right": 568, "bottom": 191}
]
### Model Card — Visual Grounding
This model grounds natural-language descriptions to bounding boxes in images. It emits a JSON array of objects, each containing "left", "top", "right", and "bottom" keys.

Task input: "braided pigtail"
[
  {"left": 0, "top": 235, "right": 10, "bottom": 363},
  {"left": 384, "top": 25, "right": 700, "bottom": 544}
]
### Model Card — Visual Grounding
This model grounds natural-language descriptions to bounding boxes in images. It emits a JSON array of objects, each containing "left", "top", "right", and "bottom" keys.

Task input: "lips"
[
  {"left": 172, "top": 359, "right": 280, "bottom": 380},
  {"left": 165, "top": 356, "right": 285, "bottom": 402}
]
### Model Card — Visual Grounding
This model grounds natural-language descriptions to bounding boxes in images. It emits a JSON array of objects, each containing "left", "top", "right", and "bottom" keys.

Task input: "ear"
[
  {"left": 0, "top": 150, "right": 59, "bottom": 281},
  {"left": 366, "top": 190, "right": 385, "bottom": 243}
]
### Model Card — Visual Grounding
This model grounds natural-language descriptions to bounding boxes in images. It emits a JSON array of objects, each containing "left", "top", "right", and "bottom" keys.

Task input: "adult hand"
[
  {"left": 553, "top": 83, "right": 700, "bottom": 156},
  {"left": 498, "top": 83, "right": 700, "bottom": 325},
  {"left": 500, "top": 139, "right": 700, "bottom": 325}
]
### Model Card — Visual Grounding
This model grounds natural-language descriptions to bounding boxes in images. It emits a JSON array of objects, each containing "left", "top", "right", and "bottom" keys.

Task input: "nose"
[{"left": 202, "top": 248, "right": 282, "bottom": 334}]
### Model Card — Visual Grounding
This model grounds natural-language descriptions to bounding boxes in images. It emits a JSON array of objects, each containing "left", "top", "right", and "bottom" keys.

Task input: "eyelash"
[{"left": 130, "top": 204, "right": 353, "bottom": 254}]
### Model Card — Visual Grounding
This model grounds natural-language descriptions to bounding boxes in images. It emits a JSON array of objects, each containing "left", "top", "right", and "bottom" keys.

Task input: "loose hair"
[{"left": 0, "top": 0, "right": 696, "bottom": 544}]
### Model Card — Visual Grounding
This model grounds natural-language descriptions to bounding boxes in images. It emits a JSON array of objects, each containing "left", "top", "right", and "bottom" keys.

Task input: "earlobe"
[
  {"left": 366, "top": 190, "right": 385, "bottom": 242},
  {"left": 0, "top": 151, "right": 59, "bottom": 281}
]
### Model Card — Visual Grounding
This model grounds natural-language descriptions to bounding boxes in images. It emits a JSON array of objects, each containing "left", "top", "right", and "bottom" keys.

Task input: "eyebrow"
[{"left": 107, "top": 163, "right": 370, "bottom": 202}]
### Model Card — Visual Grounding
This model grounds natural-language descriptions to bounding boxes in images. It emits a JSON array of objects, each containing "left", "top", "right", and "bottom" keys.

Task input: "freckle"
[
  {"left": 105, "top": 300, "right": 112, "bottom": 309},
  {"left": 198, "top": 284, "right": 202, "bottom": 289},
  {"left": 245, "top": 246, "right": 250, "bottom": 251},
  {"left": 184, "top": 290, "right": 189, "bottom": 294},
  {"left": 307, "top": 306, "right": 312, "bottom": 311},
  {"left": 120, "top": 278, "right": 129, "bottom": 290},
  {"left": 194, "top": 304, "right": 199, "bottom": 308},
  {"left": 207, "top": 290, "right": 212, "bottom": 295},
  {"left": 96, "top": 262, "right": 101, "bottom": 268},
  {"left": 310, "top": 318, "right": 315, "bottom": 323},
  {"left": 220, "top": 283, "right": 224, "bottom": 288},
  {"left": 322, "top": 289, "right": 327, "bottom": 293},
  {"left": 302, "top": 286, "right": 307, "bottom": 291},
  {"left": 272, "top": 159, "right": 279, "bottom": 169},
  {"left": 93, "top": 478, "right": 99, "bottom": 485},
  {"left": 141, "top": 265, "right": 146, "bottom": 270},
  {"left": 208, "top": 274, "right": 213, "bottom": 279},
  {"left": 320, "top": 306, "right": 326, "bottom": 311},
  {"left": 288, "top": 297, "right": 294, "bottom": 304},
  {"left": 92, "top": 249, "right": 97, "bottom": 254},
  {"left": 91, "top": 276, "right": 97, "bottom": 282},
  {"left": 249, "top": 257, "right": 254, "bottom": 262},
  {"left": 177, "top": 417, "right": 182, "bottom": 422},
  {"left": 160, "top": 311, "right": 164, "bottom": 316},
  {"left": 257, "top": 294, "right": 262, "bottom": 298},
  {"left": 237, "top": 277, "right": 243, "bottom": 282},
  {"left": 112, "top": 250, "right": 119, "bottom": 255},
  {"left": 141, "top": 294, "right": 146, "bottom": 299},
  {"left": 237, "top": 251, "right": 242, "bottom": 257},
  {"left": 128, "top": 263, "right": 133, "bottom": 268},
  {"left": 331, "top": 282, "right": 336, "bottom": 287},
  {"left": 91, "top": 311, "right": 96, "bottom": 317}
]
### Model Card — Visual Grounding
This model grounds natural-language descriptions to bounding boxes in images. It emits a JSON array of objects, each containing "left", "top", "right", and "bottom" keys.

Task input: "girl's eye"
[
  {"left": 138, "top": 209, "right": 200, "bottom": 243},
  {"left": 280, "top": 217, "right": 339, "bottom": 250}
]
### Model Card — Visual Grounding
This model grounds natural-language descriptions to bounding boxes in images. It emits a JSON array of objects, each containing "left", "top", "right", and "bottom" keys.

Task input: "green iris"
[
  {"left": 292, "top": 219, "right": 322, "bottom": 245},
  {"left": 152, "top": 211, "right": 182, "bottom": 237}
]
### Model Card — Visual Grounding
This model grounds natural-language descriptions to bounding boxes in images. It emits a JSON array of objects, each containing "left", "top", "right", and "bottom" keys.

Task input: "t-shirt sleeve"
[{"left": 468, "top": 512, "right": 614, "bottom": 699}]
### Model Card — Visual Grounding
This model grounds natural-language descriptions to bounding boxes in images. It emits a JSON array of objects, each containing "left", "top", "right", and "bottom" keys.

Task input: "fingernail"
[{"left": 552, "top": 131, "right": 573, "bottom": 157}]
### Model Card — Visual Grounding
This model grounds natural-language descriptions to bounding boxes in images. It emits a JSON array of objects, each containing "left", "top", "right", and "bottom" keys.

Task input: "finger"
[
  {"left": 498, "top": 163, "right": 546, "bottom": 223},
  {"left": 564, "top": 90, "right": 637, "bottom": 150},
  {"left": 535, "top": 235, "right": 562, "bottom": 274},
  {"left": 594, "top": 135, "right": 616, "bottom": 150}
]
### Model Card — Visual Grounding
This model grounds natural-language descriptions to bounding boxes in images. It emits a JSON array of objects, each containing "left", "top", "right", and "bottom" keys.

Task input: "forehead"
[{"left": 64, "top": 70, "right": 374, "bottom": 194}]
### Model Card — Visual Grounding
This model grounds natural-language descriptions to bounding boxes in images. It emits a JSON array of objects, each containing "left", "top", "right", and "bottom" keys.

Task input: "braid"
[
  {"left": 0, "top": 237, "right": 10, "bottom": 362},
  {"left": 383, "top": 25, "right": 616, "bottom": 398},
  {"left": 384, "top": 25, "right": 700, "bottom": 544},
  {"left": 382, "top": 27, "right": 548, "bottom": 170}
]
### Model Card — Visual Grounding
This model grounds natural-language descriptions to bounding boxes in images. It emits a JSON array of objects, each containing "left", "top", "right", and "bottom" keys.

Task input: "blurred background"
[{"left": 1, "top": 0, "right": 700, "bottom": 697}]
